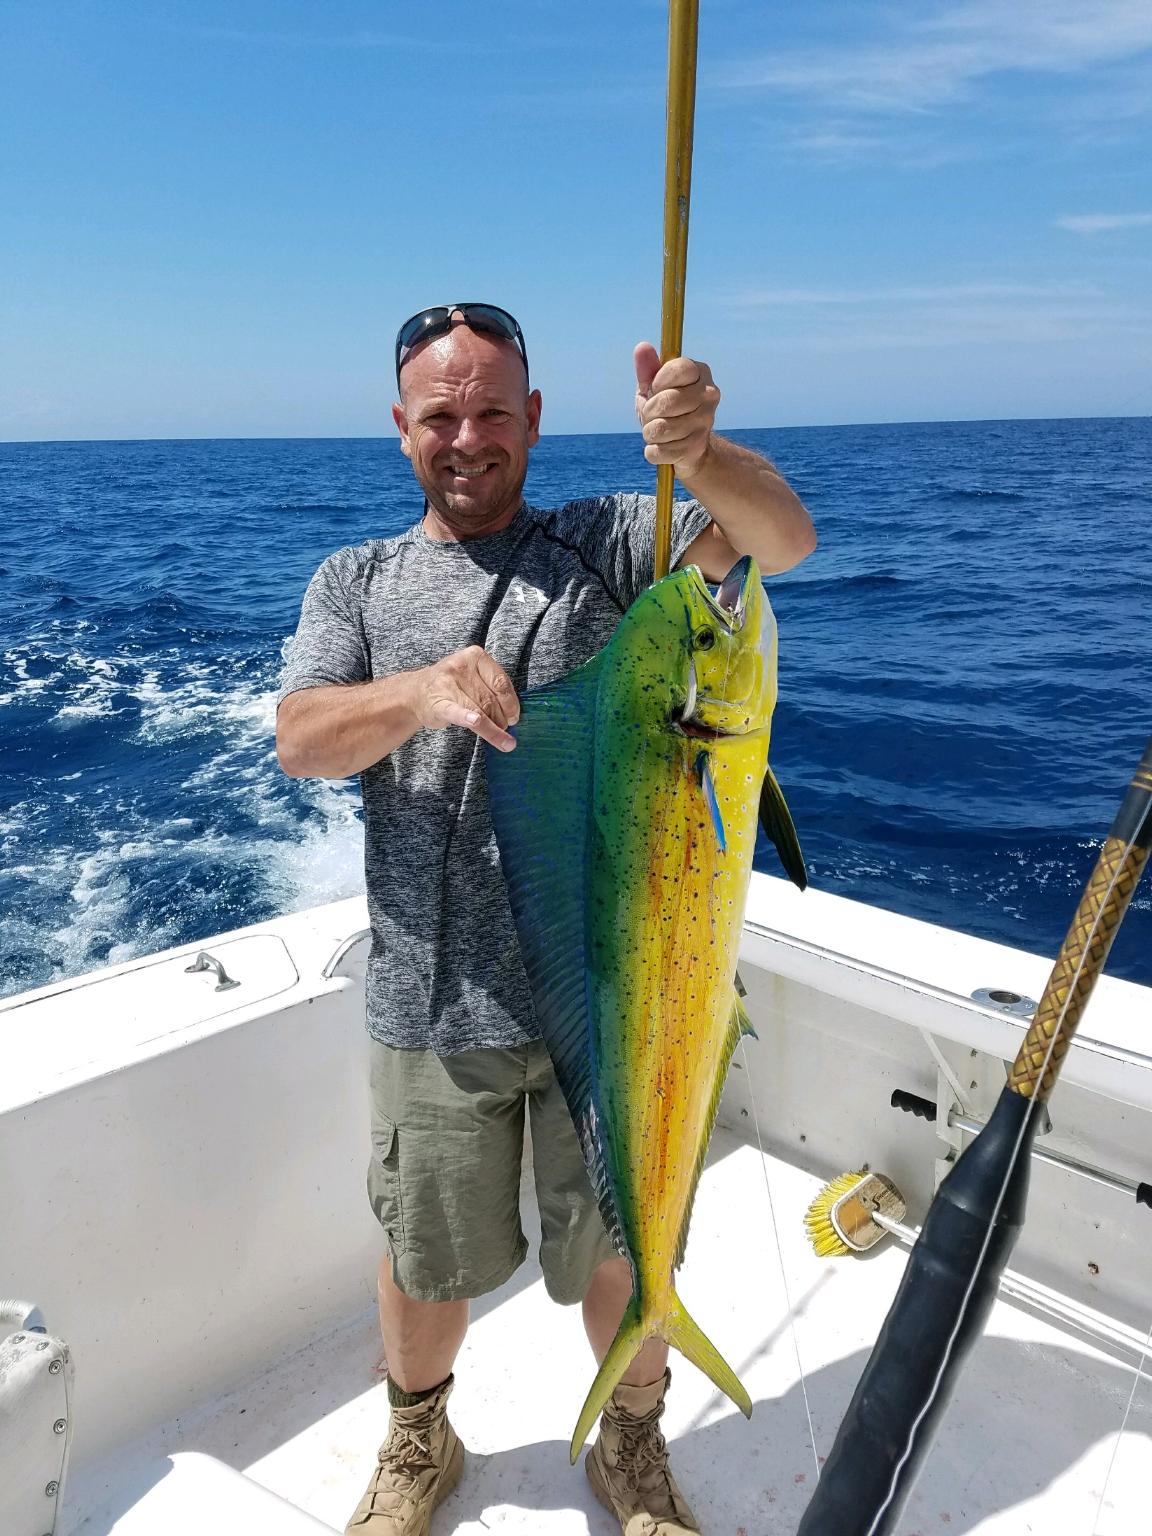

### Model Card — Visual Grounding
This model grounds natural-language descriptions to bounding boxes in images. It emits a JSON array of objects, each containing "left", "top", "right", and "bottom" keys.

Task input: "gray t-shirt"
[{"left": 279, "top": 492, "right": 711, "bottom": 1055}]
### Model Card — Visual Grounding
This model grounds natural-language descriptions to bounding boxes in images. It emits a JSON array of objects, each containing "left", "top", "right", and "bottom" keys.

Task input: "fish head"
[
  {"left": 673, "top": 556, "right": 778, "bottom": 741},
  {"left": 613, "top": 555, "right": 778, "bottom": 742}
]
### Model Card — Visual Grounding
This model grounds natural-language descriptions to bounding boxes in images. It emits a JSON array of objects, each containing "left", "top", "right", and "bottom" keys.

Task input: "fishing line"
[
  {"left": 1091, "top": 1312, "right": 1152, "bottom": 1535},
  {"left": 861, "top": 805, "right": 1151, "bottom": 1536},
  {"left": 739, "top": 1032, "right": 821, "bottom": 1481}
]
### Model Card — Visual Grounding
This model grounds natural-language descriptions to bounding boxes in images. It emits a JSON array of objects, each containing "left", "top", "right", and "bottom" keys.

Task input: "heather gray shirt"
[{"left": 279, "top": 493, "right": 711, "bottom": 1054}]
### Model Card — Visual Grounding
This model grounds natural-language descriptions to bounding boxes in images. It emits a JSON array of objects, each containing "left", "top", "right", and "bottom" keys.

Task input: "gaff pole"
[
  {"left": 653, "top": 0, "right": 700, "bottom": 582},
  {"left": 796, "top": 735, "right": 1152, "bottom": 1536}
]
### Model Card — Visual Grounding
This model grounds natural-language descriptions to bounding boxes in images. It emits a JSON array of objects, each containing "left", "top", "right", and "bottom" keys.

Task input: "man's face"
[{"left": 392, "top": 323, "right": 542, "bottom": 538}]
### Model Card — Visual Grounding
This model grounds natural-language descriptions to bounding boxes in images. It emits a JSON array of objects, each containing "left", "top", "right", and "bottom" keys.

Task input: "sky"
[{"left": 1, "top": 0, "right": 1150, "bottom": 440}]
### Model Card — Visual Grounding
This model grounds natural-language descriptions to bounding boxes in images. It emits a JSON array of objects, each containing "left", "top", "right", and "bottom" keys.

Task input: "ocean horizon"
[
  {"left": 2, "top": 415, "right": 1150, "bottom": 1000},
  {"left": 4, "top": 412, "right": 1149, "bottom": 447}
]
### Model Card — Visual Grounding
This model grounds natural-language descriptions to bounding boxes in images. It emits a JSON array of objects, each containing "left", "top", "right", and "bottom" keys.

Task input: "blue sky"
[{"left": 2, "top": 0, "right": 1150, "bottom": 439}]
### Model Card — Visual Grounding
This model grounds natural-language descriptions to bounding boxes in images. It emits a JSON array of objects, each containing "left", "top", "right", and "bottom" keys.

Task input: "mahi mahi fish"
[{"left": 485, "top": 555, "right": 806, "bottom": 1458}]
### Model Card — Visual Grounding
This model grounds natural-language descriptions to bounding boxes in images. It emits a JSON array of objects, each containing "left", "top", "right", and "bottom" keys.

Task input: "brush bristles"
[{"left": 804, "top": 1168, "right": 868, "bottom": 1259}]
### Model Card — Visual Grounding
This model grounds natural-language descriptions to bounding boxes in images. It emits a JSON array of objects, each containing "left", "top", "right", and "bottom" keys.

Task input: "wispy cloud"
[
  {"left": 171, "top": 23, "right": 585, "bottom": 56},
  {"left": 716, "top": 0, "right": 1152, "bottom": 113},
  {"left": 1056, "top": 212, "right": 1152, "bottom": 232},
  {"left": 781, "top": 124, "right": 997, "bottom": 171},
  {"left": 175, "top": 25, "right": 429, "bottom": 50},
  {"left": 728, "top": 281, "right": 1101, "bottom": 308},
  {"left": 711, "top": 278, "right": 1150, "bottom": 352}
]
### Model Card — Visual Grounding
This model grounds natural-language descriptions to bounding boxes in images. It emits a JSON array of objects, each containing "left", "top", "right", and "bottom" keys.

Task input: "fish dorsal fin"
[
  {"left": 760, "top": 762, "right": 808, "bottom": 890},
  {"left": 484, "top": 653, "right": 625, "bottom": 1253},
  {"left": 672, "top": 991, "right": 752, "bottom": 1270}
]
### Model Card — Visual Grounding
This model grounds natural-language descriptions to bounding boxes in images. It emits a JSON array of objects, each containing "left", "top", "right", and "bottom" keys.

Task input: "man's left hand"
[{"left": 634, "top": 341, "right": 721, "bottom": 481}]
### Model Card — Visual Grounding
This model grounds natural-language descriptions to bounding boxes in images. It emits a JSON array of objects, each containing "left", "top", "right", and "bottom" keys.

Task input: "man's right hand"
[
  {"left": 407, "top": 646, "right": 520, "bottom": 752},
  {"left": 277, "top": 646, "right": 520, "bottom": 780}
]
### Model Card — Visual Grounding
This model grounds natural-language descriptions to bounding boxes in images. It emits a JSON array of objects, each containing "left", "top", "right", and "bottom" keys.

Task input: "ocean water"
[{"left": 1, "top": 419, "right": 1150, "bottom": 1002}]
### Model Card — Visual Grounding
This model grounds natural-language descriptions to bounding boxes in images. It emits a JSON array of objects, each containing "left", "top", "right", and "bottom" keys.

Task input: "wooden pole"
[{"left": 653, "top": 0, "right": 700, "bottom": 582}]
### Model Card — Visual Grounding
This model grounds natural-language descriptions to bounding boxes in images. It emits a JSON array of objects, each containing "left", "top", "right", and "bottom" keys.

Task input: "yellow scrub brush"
[{"left": 805, "top": 1167, "right": 908, "bottom": 1256}]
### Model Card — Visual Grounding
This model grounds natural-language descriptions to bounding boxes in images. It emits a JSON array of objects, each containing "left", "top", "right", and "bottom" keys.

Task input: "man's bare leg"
[
  {"left": 376, "top": 1257, "right": 469, "bottom": 1392},
  {"left": 582, "top": 1256, "right": 669, "bottom": 1385},
  {"left": 583, "top": 1258, "right": 698, "bottom": 1532},
  {"left": 346, "top": 1261, "right": 469, "bottom": 1531}
]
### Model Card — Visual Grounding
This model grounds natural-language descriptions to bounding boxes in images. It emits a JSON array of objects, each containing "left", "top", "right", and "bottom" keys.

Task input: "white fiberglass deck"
[{"left": 69, "top": 1130, "right": 1151, "bottom": 1536}]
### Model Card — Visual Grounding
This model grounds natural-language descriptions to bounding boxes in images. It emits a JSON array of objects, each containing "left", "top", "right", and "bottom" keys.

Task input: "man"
[{"left": 277, "top": 303, "right": 815, "bottom": 1536}]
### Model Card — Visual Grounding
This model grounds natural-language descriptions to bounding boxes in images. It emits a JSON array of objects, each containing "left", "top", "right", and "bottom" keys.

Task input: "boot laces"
[
  {"left": 615, "top": 1414, "right": 669, "bottom": 1494},
  {"left": 373, "top": 1423, "right": 437, "bottom": 1500}
]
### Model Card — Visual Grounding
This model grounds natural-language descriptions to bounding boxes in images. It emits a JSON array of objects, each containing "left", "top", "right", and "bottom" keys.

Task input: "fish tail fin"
[
  {"left": 667, "top": 1288, "right": 753, "bottom": 1419},
  {"left": 569, "top": 1289, "right": 752, "bottom": 1464},
  {"left": 570, "top": 1295, "right": 646, "bottom": 1463}
]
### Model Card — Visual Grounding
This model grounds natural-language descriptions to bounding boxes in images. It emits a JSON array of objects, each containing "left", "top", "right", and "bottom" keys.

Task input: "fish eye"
[{"left": 693, "top": 627, "right": 716, "bottom": 651}]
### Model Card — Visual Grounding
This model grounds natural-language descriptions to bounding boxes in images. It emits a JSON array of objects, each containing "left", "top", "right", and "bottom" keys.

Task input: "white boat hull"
[{"left": 2, "top": 879, "right": 1149, "bottom": 1533}]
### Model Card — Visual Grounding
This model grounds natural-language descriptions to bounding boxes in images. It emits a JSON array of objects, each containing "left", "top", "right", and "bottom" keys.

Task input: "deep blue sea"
[{"left": 1, "top": 419, "right": 1150, "bottom": 1001}]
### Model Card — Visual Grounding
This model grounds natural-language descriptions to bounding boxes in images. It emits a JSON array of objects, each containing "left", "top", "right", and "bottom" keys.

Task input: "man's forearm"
[
  {"left": 680, "top": 434, "right": 816, "bottom": 575},
  {"left": 277, "top": 676, "right": 419, "bottom": 779}
]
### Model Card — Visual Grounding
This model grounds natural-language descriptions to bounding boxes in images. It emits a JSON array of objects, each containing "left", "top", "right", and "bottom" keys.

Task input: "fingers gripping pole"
[{"left": 654, "top": 0, "right": 700, "bottom": 582}]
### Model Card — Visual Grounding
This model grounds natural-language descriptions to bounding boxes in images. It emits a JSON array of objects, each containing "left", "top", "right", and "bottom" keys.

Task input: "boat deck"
[{"left": 69, "top": 1130, "right": 1151, "bottom": 1535}]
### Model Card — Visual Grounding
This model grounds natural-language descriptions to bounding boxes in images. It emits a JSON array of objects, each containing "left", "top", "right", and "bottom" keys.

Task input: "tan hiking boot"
[
  {"left": 346, "top": 1376, "right": 464, "bottom": 1534},
  {"left": 585, "top": 1369, "right": 701, "bottom": 1535}
]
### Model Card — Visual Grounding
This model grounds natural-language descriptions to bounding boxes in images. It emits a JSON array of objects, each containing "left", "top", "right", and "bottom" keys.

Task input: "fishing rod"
[
  {"left": 795, "top": 734, "right": 1152, "bottom": 1536},
  {"left": 653, "top": 0, "right": 700, "bottom": 583}
]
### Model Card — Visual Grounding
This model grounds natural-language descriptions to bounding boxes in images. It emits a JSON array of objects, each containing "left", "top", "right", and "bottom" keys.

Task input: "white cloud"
[
  {"left": 717, "top": 0, "right": 1152, "bottom": 112},
  {"left": 778, "top": 122, "right": 996, "bottom": 170},
  {"left": 175, "top": 25, "right": 427, "bottom": 49},
  {"left": 727, "top": 281, "right": 1101, "bottom": 308},
  {"left": 1056, "top": 212, "right": 1152, "bottom": 232},
  {"left": 711, "top": 278, "right": 1150, "bottom": 353}
]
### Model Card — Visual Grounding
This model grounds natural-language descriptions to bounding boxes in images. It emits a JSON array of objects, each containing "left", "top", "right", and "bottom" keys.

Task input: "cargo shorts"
[{"left": 366, "top": 1038, "right": 618, "bottom": 1305}]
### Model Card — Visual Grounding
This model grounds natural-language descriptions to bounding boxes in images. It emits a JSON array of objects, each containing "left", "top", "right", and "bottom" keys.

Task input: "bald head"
[
  {"left": 392, "top": 320, "right": 543, "bottom": 541},
  {"left": 398, "top": 321, "right": 529, "bottom": 407}
]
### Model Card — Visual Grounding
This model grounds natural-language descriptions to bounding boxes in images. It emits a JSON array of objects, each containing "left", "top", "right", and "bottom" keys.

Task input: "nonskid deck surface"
[{"left": 73, "top": 1131, "right": 1150, "bottom": 1535}]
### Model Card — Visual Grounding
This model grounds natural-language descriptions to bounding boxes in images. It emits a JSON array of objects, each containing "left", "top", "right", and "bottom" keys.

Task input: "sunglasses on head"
[{"left": 394, "top": 303, "right": 529, "bottom": 387}]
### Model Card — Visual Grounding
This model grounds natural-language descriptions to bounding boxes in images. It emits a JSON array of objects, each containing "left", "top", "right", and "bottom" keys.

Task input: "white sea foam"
[
  {"left": 6, "top": 769, "right": 364, "bottom": 998},
  {"left": 56, "top": 696, "right": 116, "bottom": 720},
  {"left": 5, "top": 653, "right": 52, "bottom": 695},
  {"left": 0, "top": 634, "right": 276, "bottom": 737},
  {"left": 133, "top": 666, "right": 277, "bottom": 743},
  {"left": 1, "top": 628, "right": 367, "bottom": 998},
  {"left": 265, "top": 779, "right": 366, "bottom": 913}
]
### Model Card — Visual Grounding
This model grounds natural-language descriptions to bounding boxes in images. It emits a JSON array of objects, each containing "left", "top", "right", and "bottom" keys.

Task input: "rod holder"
[{"left": 891, "top": 1087, "right": 1149, "bottom": 1209}]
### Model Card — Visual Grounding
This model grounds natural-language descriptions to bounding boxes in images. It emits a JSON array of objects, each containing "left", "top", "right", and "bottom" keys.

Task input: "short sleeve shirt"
[{"left": 279, "top": 493, "right": 712, "bottom": 1054}]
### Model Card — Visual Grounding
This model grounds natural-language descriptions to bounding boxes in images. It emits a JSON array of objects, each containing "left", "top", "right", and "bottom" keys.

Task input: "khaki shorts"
[{"left": 367, "top": 1039, "right": 617, "bottom": 1304}]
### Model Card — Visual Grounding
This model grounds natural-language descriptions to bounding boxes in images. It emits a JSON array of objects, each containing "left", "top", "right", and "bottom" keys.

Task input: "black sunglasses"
[{"left": 394, "top": 303, "right": 529, "bottom": 387}]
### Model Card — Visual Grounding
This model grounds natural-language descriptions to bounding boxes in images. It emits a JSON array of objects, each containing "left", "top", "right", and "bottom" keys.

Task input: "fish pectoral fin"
[
  {"left": 759, "top": 763, "right": 808, "bottom": 890},
  {"left": 733, "top": 990, "right": 757, "bottom": 1040},
  {"left": 694, "top": 749, "right": 727, "bottom": 852}
]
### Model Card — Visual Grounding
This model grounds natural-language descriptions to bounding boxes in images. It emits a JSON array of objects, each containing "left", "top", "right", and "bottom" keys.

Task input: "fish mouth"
[
  {"left": 677, "top": 718, "right": 725, "bottom": 741},
  {"left": 700, "top": 555, "right": 754, "bottom": 632}
]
